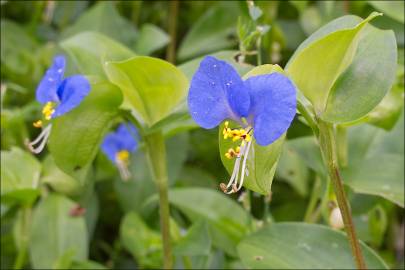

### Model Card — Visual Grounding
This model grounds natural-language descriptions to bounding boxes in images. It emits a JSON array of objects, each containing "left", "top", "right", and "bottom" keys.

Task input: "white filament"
[
  {"left": 27, "top": 125, "right": 52, "bottom": 154},
  {"left": 237, "top": 139, "right": 253, "bottom": 191},
  {"left": 116, "top": 160, "right": 131, "bottom": 181},
  {"left": 223, "top": 140, "right": 252, "bottom": 194}
]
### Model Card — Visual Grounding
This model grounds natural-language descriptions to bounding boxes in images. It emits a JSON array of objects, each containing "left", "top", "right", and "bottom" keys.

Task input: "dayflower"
[
  {"left": 27, "top": 55, "right": 91, "bottom": 153},
  {"left": 101, "top": 123, "right": 138, "bottom": 180},
  {"left": 188, "top": 56, "right": 296, "bottom": 194}
]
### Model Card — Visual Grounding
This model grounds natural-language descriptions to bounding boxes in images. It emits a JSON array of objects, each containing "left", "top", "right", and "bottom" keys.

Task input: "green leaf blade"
[
  {"left": 104, "top": 56, "right": 189, "bottom": 126},
  {"left": 286, "top": 12, "right": 381, "bottom": 114}
]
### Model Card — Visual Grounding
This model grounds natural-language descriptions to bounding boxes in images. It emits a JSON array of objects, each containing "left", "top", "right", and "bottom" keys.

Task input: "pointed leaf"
[
  {"left": 30, "top": 194, "right": 88, "bottom": 269},
  {"left": 104, "top": 56, "right": 188, "bottom": 126},
  {"left": 61, "top": 32, "right": 135, "bottom": 76},
  {"left": 286, "top": 12, "right": 381, "bottom": 113}
]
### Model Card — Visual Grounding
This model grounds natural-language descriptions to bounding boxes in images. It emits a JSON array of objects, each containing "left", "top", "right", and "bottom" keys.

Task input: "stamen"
[
  {"left": 115, "top": 150, "right": 131, "bottom": 181},
  {"left": 33, "top": 120, "right": 43, "bottom": 128},
  {"left": 236, "top": 139, "right": 253, "bottom": 191},
  {"left": 26, "top": 125, "right": 52, "bottom": 154},
  {"left": 220, "top": 123, "right": 253, "bottom": 194},
  {"left": 42, "top": 102, "right": 55, "bottom": 120},
  {"left": 116, "top": 160, "right": 131, "bottom": 181}
]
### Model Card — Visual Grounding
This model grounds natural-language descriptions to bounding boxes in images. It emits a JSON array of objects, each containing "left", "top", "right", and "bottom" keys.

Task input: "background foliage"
[{"left": 1, "top": 1, "right": 404, "bottom": 269}]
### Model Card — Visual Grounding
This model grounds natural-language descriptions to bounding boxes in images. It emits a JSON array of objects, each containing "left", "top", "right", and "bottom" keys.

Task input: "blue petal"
[
  {"left": 36, "top": 55, "right": 66, "bottom": 104},
  {"left": 245, "top": 73, "right": 296, "bottom": 146},
  {"left": 188, "top": 56, "right": 250, "bottom": 129},
  {"left": 52, "top": 75, "right": 91, "bottom": 118},
  {"left": 101, "top": 133, "right": 120, "bottom": 163},
  {"left": 116, "top": 124, "right": 138, "bottom": 152}
]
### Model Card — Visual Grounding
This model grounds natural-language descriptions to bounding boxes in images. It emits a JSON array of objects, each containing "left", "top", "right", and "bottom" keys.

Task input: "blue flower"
[
  {"left": 188, "top": 56, "right": 296, "bottom": 193},
  {"left": 101, "top": 124, "right": 139, "bottom": 180},
  {"left": 27, "top": 55, "right": 91, "bottom": 154}
]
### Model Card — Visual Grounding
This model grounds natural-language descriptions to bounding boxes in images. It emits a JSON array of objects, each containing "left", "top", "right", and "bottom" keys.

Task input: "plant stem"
[
  {"left": 304, "top": 175, "right": 321, "bottom": 223},
  {"left": 336, "top": 125, "right": 348, "bottom": 168},
  {"left": 297, "top": 101, "right": 319, "bottom": 136},
  {"left": 317, "top": 119, "right": 367, "bottom": 269},
  {"left": 166, "top": 0, "right": 179, "bottom": 63},
  {"left": 13, "top": 206, "right": 32, "bottom": 270},
  {"left": 145, "top": 132, "right": 173, "bottom": 269}
]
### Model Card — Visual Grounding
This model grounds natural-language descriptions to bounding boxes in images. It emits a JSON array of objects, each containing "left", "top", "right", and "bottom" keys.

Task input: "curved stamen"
[
  {"left": 26, "top": 125, "right": 52, "bottom": 154},
  {"left": 236, "top": 139, "right": 253, "bottom": 191},
  {"left": 116, "top": 160, "right": 131, "bottom": 181}
]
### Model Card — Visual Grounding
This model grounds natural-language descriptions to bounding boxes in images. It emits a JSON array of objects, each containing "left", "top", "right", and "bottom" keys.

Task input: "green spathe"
[{"left": 286, "top": 12, "right": 381, "bottom": 115}]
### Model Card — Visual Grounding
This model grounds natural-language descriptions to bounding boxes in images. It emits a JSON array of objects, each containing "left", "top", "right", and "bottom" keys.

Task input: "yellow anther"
[
  {"left": 225, "top": 147, "right": 240, "bottom": 159},
  {"left": 33, "top": 120, "right": 43, "bottom": 128},
  {"left": 42, "top": 102, "right": 55, "bottom": 120},
  {"left": 116, "top": 150, "right": 130, "bottom": 165}
]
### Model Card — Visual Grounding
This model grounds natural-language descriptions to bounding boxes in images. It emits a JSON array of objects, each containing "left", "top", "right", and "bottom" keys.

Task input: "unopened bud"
[{"left": 329, "top": 207, "right": 344, "bottom": 229}]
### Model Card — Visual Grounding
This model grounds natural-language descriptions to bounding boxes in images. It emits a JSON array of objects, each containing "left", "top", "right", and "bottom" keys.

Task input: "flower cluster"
[
  {"left": 27, "top": 55, "right": 90, "bottom": 154},
  {"left": 188, "top": 56, "right": 296, "bottom": 194}
]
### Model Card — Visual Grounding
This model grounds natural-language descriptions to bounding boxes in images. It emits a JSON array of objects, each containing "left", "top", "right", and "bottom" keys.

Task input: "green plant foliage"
[
  {"left": 1, "top": 1, "right": 403, "bottom": 269},
  {"left": 1, "top": 147, "right": 41, "bottom": 205},
  {"left": 173, "top": 220, "right": 211, "bottom": 256},
  {"left": 286, "top": 12, "right": 381, "bottom": 114},
  {"left": 49, "top": 80, "right": 123, "bottom": 177},
  {"left": 105, "top": 56, "right": 189, "bottom": 126},
  {"left": 60, "top": 1, "right": 137, "bottom": 46},
  {"left": 120, "top": 212, "right": 162, "bottom": 268},
  {"left": 368, "top": 1, "right": 405, "bottom": 23},
  {"left": 134, "top": 24, "right": 170, "bottom": 56},
  {"left": 237, "top": 223, "right": 388, "bottom": 269},
  {"left": 177, "top": 3, "right": 241, "bottom": 61},
  {"left": 29, "top": 194, "right": 88, "bottom": 269},
  {"left": 61, "top": 32, "right": 135, "bottom": 76},
  {"left": 168, "top": 188, "right": 250, "bottom": 256}
]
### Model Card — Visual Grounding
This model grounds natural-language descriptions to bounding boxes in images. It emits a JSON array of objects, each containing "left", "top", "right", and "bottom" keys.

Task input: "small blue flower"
[
  {"left": 36, "top": 55, "right": 91, "bottom": 119},
  {"left": 188, "top": 56, "right": 296, "bottom": 193},
  {"left": 27, "top": 55, "right": 91, "bottom": 154},
  {"left": 101, "top": 124, "right": 138, "bottom": 180}
]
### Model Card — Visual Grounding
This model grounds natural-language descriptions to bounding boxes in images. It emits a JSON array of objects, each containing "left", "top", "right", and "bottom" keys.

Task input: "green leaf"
[
  {"left": 178, "top": 50, "right": 253, "bottom": 81},
  {"left": 368, "top": 1, "right": 404, "bottom": 23},
  {"left": 321, "top": 25, "right": 397, "bottom": 123},
  {"left": 237, "top": 223, "right": 388, "bottom": 269},
  {"left": 343, "top": 115, "right": 404, "bottom": 207},
  {"left": 61, "top": 32, "right": 135, "bottom": 76},
  {"left": 1, "top": 147, "right": 41, "bottom": 205},
  {"left": 134, "top": 24, "right": 170, "bottom": 55},
  {"left": 364, "top": 64, "right": 404, "bottom": 130},
  {"left": 286, "top": 12, "right": 381, "bottom": 114},
  {"left": 168, "top": 188, "right": 250, "bottom": 256},
  {"left": 173, "top": 220, "right": 211, "bottom": 256},
  {"left": 30, "top": 194, "right": 88, "bottom": 269},
  {"left": 41, "top": 155, "right": 83, "bottom": 196},
  {"left": 49, "top": 80, "right": 122, "bottom": 177},
  {"left": 104, "top": 56, "right": 188, "bottom": 126},
  {"left": 276, "top": 145, "right": 309, "bottom": 197},
  {"left": 120, "top": 212, "right": 162, "bottom": 268},
  {"left": 177, "top": 3, "right": 240, "bottom": 61},
  {"left": 60, "top": 1, "right": 137, "bottom": 46},
  {"left": 290, "top": 115, "right": 404, "bottom": 206},
  {"left": 0, "top": 20, "right": 38, "bottom": 79}
]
